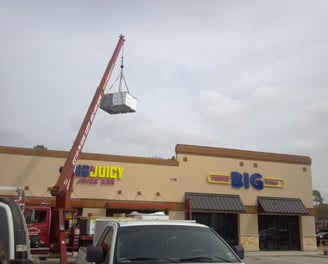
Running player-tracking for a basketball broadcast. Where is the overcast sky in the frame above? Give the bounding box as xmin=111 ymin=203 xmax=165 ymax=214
xmin=1 ymin=1 xmax=327 ymax=200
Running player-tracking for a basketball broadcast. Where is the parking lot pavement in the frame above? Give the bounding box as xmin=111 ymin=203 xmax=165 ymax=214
xmin=32 ymin=255 xmax=76 ymax=264
xmin=244 ymin=250 xmax=328 ymax=264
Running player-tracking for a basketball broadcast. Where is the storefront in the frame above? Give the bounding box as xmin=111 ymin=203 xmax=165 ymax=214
xmin=257 ymin=196 xmax=309 ymax=250
xmin=0 ymin=144 xmax=316 ymax=251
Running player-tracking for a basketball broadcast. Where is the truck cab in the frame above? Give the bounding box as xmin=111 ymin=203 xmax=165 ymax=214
xmin=0 ymin=196 xmax=33 ymax=264
xmin=24 ymin=206 xmax=51 ymax=258
xmin=79 ymin=213 xmax=244 ymax=264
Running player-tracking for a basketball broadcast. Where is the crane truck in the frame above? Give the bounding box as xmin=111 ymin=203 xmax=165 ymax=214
xmin=0 ymin=35 xmax=135 ymax=263
xmin=39 ymin=34 xmax=126 ymax=264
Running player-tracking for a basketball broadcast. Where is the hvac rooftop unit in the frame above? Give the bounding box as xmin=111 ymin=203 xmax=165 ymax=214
xmin=100 ymin=91 xmax=137 ymax=114
xmin=100 ymin=50 xmax=137 ymax=114
xmin=128 ymin=211 xmax=169 ymax=220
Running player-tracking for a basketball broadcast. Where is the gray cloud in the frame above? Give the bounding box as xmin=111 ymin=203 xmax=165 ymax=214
xmin=1 ymin=0 xmax=328 ymax=200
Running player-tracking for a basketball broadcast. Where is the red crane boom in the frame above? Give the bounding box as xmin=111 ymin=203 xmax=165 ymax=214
xmin=50 ymin=34 xmax=125 ymax=263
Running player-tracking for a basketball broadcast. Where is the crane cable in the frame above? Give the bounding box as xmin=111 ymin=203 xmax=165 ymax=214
xmin=107 ymin=46 xmax=130 ymax=94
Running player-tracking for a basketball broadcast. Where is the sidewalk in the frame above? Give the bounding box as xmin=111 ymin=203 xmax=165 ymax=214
xmin=245 ymin=249 xmax=327 ymax=257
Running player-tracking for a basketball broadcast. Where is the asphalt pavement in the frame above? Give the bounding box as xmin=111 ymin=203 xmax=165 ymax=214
xmin=244 ymin=250 xmax=328 ymax=264
xmin=32 ymin=253 xmax=77 ymax=264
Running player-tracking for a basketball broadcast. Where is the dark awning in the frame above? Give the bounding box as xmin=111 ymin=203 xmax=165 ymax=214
xmin=185 ymin=192 xmax=246 ymax=213
xmin=258 ymin=196 xmax=309 ymax=215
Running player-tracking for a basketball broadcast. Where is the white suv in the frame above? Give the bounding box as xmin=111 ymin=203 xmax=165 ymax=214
xmin=0 ymin=196 xmax=33 ymax=264
xmin=81 ymin=218 xmax=245 ymax=264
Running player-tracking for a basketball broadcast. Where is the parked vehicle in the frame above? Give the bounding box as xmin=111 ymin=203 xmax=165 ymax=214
xmin=0 ymin=196 xmax=33 ymax=264
xmin=316 ymin=231 xmax=328 ymax=246
xmin=77 ymin=213 xmax=245 ymax=264
xmin=23 ymin=206 xmax=80 ymax=259
xmin=0 ymin=187 xmax=81 ymax=260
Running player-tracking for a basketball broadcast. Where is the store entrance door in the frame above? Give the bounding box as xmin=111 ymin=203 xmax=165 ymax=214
xmin=192 ymin=212 xmax=238 ymax=247
xmin=258 ymin=215 xmax=301 ymax=250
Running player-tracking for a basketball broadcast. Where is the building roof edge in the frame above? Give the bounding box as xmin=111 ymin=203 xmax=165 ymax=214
xmin=0 ymin=145 xmax=179 ymax=166
xmin=175 ymin=144 xmax=311 ymax=165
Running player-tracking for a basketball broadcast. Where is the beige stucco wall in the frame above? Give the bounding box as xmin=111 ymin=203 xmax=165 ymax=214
xmin=0 ymin=146 xmax=315 ymax=251
xmin=0 ymin=153 xmax=64 ymax=195
xmin=82 ymin=208 xmax=107 ymax=217
xmin=0 ymin=148 xmax=313 ymax=208
xmin=175 ymin=153 xmax=313 ymax=207
xmin=168 ymin=211 xmax=185 ymax=220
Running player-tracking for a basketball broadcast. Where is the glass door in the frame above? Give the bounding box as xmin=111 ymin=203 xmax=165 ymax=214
xmin=258 ymin=215 xmax=300 ymax=250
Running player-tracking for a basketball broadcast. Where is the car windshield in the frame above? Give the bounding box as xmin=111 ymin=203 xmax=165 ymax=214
xmin=115 ymin=225 xmax=240 ymax=263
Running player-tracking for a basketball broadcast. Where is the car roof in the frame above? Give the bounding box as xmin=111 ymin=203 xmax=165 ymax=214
xmin=95 ymin=218 xmax=209 ymax=228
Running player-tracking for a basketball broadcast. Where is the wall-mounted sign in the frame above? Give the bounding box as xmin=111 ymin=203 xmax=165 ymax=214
xmin=74 ymin=164 xmax=124 ymax=185
xmin=208 ymin=171 xmax=285 ymax=190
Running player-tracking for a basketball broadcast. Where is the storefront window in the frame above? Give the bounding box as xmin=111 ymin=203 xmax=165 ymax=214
xmin=258 ymin=215 xmax=300 ymax=250
xmin=192 ymin=213 xmax=238 ymax=247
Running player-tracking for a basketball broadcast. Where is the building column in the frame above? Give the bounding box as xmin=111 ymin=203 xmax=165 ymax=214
xmin=300 ymin=215 xmax=317 ymax=251
xmin=239 ymin=213 xmax=259 ymax=251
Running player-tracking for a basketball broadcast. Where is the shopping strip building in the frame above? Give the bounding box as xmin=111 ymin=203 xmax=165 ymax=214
xmin=0 ymin=144 xmax=316 ymax=251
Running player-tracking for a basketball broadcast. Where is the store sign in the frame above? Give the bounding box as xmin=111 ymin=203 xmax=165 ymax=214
xmin=74 ymin=164 xmax=124 ymax=185
xmin=208 ymin=171 xmax=285 ymax=190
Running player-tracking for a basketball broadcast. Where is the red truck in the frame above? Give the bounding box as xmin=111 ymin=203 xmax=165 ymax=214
xmin=24 ymin=206 xmax=80 ymax=259
xmin=24 ymin=206 xmax=51 ymax=257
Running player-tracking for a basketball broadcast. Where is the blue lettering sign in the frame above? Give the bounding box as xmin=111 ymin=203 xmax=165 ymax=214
xmin=250 ymin=173 xmax=263 ymax=190
xmin=231 ymin=171 xmax=264 ymax=190
xmin=75 ymin=164 xmax=90 ymax=177
xmin=231 ymin=172 xmax=243 ymax=188
xmin=243 ymin=172 xmax=250 ymax=189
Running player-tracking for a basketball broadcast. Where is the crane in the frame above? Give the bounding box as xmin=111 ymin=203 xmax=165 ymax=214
xmin=50 ymin=34 xmax=125 ymax=264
